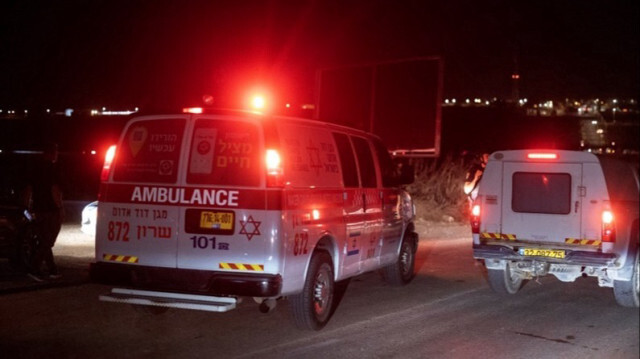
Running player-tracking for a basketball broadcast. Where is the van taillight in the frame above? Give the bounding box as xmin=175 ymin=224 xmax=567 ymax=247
xmin=602 ymin=210 xmax=615 ymax=242
xmin=101 ymin=145 xmax=116 ymax=182
xmin=471 ymin=204 xmax=481 ymax=234
xmin=266 ymin=149 xmax=283 ymax=187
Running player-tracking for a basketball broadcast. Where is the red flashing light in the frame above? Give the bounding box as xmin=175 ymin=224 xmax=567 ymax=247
xmin=602 ymin=210 xmax=615 ymax=242
xmin=527 ymin=152 xmax=558 ymax=160
xmin=183 ymin=107 xmax=203 ymax=114
xmin=101 ymin=145 xmax=116 ymax=181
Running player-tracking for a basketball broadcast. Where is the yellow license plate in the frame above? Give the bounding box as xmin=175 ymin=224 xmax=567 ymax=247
xmin=519 ymin=248 xmax=565 ymax=259
xmin=200 ymin=211 xmax=234 ymax=230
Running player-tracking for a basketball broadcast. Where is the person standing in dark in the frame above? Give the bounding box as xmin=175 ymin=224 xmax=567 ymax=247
xmin=27 ymin=143 xmax=64 ymax=281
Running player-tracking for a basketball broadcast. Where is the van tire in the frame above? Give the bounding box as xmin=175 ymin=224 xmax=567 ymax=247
xmin=383 ymin=235 xmax=416 ymax=286
xmin=290 ymin=251 xmax=335 ymax=330
xmin=487 ymin=261 xmax=524 ymax=295
xmin=613 ymin=250 xmax=639 ymax=308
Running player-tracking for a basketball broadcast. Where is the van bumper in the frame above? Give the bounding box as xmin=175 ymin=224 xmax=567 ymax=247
xmin=90 ymin=262 xmax=282 ymax=298
xmin=472 ymin=244 xmax=617 ymax=267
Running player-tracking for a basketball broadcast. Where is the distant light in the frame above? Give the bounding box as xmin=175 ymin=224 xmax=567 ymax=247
xmin=285 ymin=103 xmax=291 ymax=108
xmin=301 ymin=104 xmax=315 ymax=110
xmin=102 ymin=107 xmax=106 ymax=111
xmin=46 ymin=109 xmax=50 ymax=113
xmin=24 ymin=110 xmax=28 ymax=114
xmin=511 ymin=73 xmax=520 ymax=79
xmin=451 ymin=99 xmax=456 ymax=104
xmin=613 ymin=99 xmax=618 ymax=104
xmin=445 ymin=99 xmax=450 ymax=104
xmin=591 ymin=120 xmax=598 ymax=125
xmin=474 ymin=98 xmax=481 ymax=104
xmin=465 ymin=98 xmax=470 ymax=104
xmin=65 ymin=108 xmax=74 ymax=117
xmin=485 ymin=101 xmax=490 ymax=106
xmin=91 ymin=150 xmax=97 ymax=155
xmin=596 ymin=129 xmax=604 ymax=134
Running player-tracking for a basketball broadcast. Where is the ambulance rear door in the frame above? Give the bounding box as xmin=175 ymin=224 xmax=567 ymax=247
xmin=96 ymin=116 xmax=187 ymax=268
xmin=176 ymin=116 xmax=276 ymax=273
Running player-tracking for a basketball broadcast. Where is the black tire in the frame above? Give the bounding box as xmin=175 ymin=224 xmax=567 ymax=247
xmin=290 ymin=251 xmax=335 ymax=330
xmin=487 ymin=261 xmax=524 ymax=295
xmin=613 ymin=250 xmax=639 ymax=308
xmin=383 ymin=235 xmax=416 ymax=286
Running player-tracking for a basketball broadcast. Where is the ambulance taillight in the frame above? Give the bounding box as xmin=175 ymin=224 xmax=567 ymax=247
xmin=602 ymin=210 xmax=616 ymax=242
xmin=266 ymin=149 xmax=284 ymax=187
xmin=471 ymin=203 xmax=481 ymax=234
xmin=101 ymin=145 xmax=116 ymax=182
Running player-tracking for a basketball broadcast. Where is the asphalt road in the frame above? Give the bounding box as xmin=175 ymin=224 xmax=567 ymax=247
xmin=0 ymin=223 xmax=638 ymax=358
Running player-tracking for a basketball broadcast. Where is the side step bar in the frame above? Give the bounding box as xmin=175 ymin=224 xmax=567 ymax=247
xmin=100 ymin=288 xmax=237 ymax=312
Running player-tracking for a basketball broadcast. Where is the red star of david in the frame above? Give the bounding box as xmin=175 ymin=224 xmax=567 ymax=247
xmin=239 ymin=215 xmax=261 ymax=240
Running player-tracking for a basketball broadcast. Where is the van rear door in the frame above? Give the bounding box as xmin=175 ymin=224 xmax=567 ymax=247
xmin=501 ymin=161 xmax=583 ymax=245
xmin=97 ymin=117 xmax=187 ymax=268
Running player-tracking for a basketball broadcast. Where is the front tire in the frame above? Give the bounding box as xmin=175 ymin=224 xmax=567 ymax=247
xmin=613 ymin=250 xmax=639 ymax=308
xmin=383 ymin=234 xmax=416 ymax=286
xmin=487 ymin=261 xmax=524 ymax=295
xmin=290 ymin=251 xmax=335 ymax=330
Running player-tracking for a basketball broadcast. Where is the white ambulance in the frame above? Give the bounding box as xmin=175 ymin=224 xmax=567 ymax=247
xmin=472 ymin=150 xmax=639 ymax=307
xmin=90 ymin=109 xmax=418 ymax=330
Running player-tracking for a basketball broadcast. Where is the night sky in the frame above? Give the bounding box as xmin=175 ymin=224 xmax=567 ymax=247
xmin=1 ymin=0 xmax=638 ymax=110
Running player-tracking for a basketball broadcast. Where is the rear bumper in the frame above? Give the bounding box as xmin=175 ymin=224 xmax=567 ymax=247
xmin=473 ymin=244 xmax=617 ymax=267
xmin=90 ymin=262 xmax=282 ymax=298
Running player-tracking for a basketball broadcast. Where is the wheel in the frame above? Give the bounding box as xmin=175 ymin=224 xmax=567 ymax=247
xmin=613 ymin=250 xmax=639 ymax=308
xmin=290 ymin=251 xmax=335 ymax=330
xmin=383 ymin=235 xmax=416 ymax=286
xmin=487 ymin=261 xmax=524 ymax=295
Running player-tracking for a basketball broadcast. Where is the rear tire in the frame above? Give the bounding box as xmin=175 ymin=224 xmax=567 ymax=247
xmin=290 ymin=251 xmax=335 ymax=330
xmin=613 ymin=250 xmax=639 ymax=308
xmin=383 ymin=235 xmax=416 ymax=286
xmin=487 ymin=261 xmax=524 ymax=295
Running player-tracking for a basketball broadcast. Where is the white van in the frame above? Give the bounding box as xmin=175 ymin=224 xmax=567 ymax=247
xmin=472 ymin=150 xmax=639 ymax=307
xmin=90 ymin=109 xmax=418 ymax=330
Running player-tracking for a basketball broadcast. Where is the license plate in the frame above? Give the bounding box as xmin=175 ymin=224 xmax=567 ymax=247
xmin=200 ymin=211 xmax=234 ymax=230
xmin=519 ymin=248 xmax=565 ymax=259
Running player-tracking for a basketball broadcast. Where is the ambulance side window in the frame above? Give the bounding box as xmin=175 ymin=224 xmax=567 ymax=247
xmin=333 ymin=133 xmax=359 ymax=188
xmin=372 ymin=138 xmax=396 ymax=188
xmin=351 ymin=136 xmax=377 ymax=188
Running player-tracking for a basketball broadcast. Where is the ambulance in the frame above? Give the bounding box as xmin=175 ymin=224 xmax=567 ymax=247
xmin=90 ymin=108 xmax=418 ymax=330
xmin=471 ymin=150 xmax=639 ymax=307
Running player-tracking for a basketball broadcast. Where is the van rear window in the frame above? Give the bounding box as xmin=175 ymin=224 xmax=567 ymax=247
xmin=113 ymin=118 xmax=185 ymax=183
xmin=186 ymin=119 xmax=260 ymax=187
xmin=512 ymin=172 xmax=571 ymax=214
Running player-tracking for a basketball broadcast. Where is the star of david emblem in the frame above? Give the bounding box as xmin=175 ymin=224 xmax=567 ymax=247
xmin=239 ymin=215 xmax=261 ymax=240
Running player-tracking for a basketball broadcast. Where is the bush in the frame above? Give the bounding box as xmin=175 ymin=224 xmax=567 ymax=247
xmin=404 ymin=155 xmax=471 ymax=222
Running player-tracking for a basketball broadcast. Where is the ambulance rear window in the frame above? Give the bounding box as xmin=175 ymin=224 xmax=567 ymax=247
xmin=512 ymin=172 xmax=571 ymax=214
xmin=186 ymin=119 xmax=260 ymax=186
xmin=113 ymin=118 xmax=185 ymax=183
